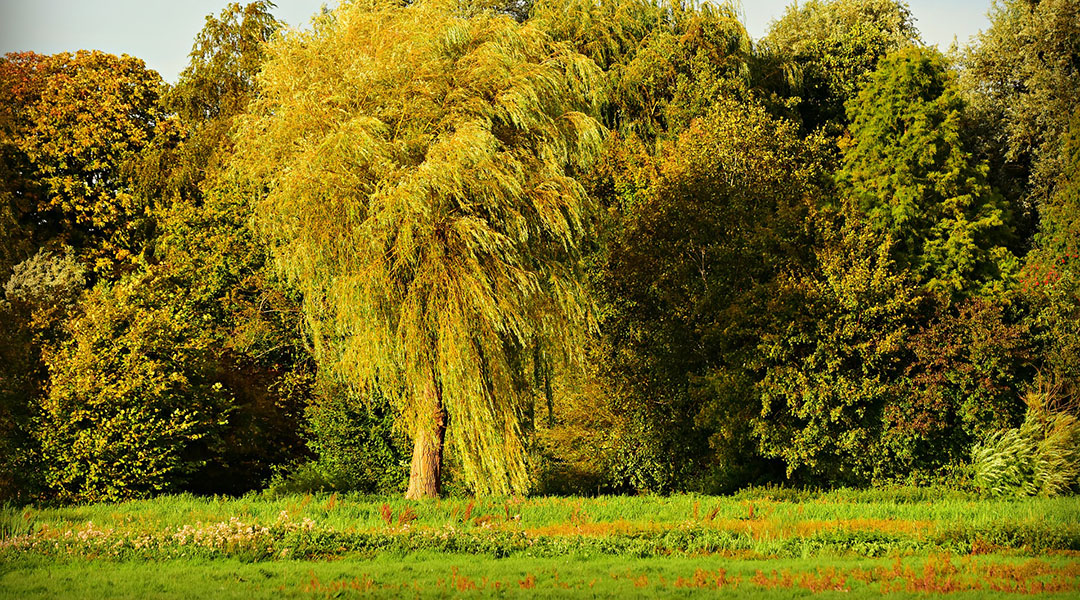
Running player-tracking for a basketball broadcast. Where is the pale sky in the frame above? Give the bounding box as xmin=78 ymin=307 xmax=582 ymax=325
xmin=0 ymin=1 xmax=994 ymax=84
xmin=741 ymin=0 xmax=993 ymax=51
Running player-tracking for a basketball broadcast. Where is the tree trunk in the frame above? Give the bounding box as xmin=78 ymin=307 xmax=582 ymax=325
xmin=405 ymin=376 xmax=446 ymax=499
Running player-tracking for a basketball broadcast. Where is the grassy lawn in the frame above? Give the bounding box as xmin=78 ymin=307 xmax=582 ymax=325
xmin=6 ymin=553 xmax=1080 ymax=599
xmin=3 ymin=490 xmax=1079 ymax=598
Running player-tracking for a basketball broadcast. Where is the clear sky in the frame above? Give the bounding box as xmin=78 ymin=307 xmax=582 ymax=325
xmin=0 ymin=0 xmax=994 ymax=84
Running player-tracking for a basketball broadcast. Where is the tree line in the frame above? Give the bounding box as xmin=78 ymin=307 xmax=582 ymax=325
xmin=1 ymin=0 xmax=1077 ymax=503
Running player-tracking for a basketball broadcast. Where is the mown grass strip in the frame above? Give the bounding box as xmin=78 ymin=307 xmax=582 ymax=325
xmin=3 ymin=553 xmax=1079 ymax=599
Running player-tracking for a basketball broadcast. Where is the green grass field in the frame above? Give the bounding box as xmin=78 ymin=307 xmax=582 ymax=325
xmin=3 ymin=489 xmax=1079 ymax=598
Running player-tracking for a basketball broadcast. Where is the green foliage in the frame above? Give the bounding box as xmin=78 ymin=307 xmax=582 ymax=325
xmin=528 ymin=0 xmax=663 ymax=71
xmin=972 ymin=383 xmax=1080 ymax=497
xmin=887 ymin=299 xmax=1031 ymax=480
xmin=22 ymin=181 xmax=313 ymax=502
xmin=0 ymin=249 xmax=87 ymax=405
xmin=292 ymin=382 xmax=409 ymax=494
xmin=529 ymin=361 xmax=622 ymax=495
xmin=138 ymin=2 xmax=281 ymax=205
xmin=962 ymin=0 xmax=1080 ymax=202
xmin=35 ymin=273 xmax=231 ymax=502
xmin=1035 ymin=108 xmax=1080 ymax=260
xmin=0 ymin=52 xmax=50 ymax=277
xmin=0 ymin=249 xmax=86 ymax=501
xmin=2 ymin=247 xmax=86 ymax=320
xmin=753 ymin=214 xmax=926 ymax=484
xmin=1 ymin=0 xmax=1075 ymax=503
xmin=766 ymin=0 xmax=919 ymax=56
xmin=1023 ymin=107 xmax=1080 ymax=401
xmin=764 ymin=0 xmax=921 ymax=131
xmin=587 ymin=98 xmax=823 ymax=491
xmin=168 ymin=1 xmax=278 ymax=123
xmin=532 ymin=0 xmax=799 ymax=137
xmin=153 ymin=175 xmax=307 ymax=367
xmin=607 ymin=2 xmax=754 ymax=138
xmin=838 ymin=46 xmax=1016 ymax=301
xmin=235 ymin=0 xmax=605 ymax=495
xmin=142 ymin=175 xmax=313 ymax=495
xmin=120 ymin=2 xmax=312 ymax=496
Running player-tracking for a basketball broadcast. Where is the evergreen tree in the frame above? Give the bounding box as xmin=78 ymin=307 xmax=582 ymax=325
xmin=837 ymin=47 xmax=1016 ymax=301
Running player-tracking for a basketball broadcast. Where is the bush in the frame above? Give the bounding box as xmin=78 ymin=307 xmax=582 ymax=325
xmin=35 ymin=272 xmax=230 ymax=502
xmin=0 ymin=248 xmax=86 ymax=501
xmin=753 ymin=214 xmax=927 ymax=485
xmin=268 ymin=381 xmax=408 ymax=495
xmin=882 ymin=298 xmax=1031 ymax=482
xmin=972 ymin=381 xmax=1080 ymax=497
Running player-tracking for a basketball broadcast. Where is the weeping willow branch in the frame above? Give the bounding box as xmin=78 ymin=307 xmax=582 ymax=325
xmin=233 ymin=0 xmax=605 ymax=495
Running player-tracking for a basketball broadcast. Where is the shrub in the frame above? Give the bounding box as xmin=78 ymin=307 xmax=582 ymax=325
xmin=753 ymin=215 xmax=926 ymax=485
xmin=269 ymin=380 xmax=408 ymax=495
xmin=35 ymin=272 xmax=230 ymax=502
xmin=882 ymin=298 xmax=1031 ymax=482
xmin=0 ymin=248 xmax=86 ymax=501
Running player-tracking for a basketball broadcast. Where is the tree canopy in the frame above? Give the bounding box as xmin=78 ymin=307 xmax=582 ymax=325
xmin=838 ymin=47 xmax=1016 ymax=301
xmin=764 ymin=0 xmax=920 ymax=131
xmin=234 ymin=0 xmax=604 ymax=496
xmin=17 ymin=51 xmax=166 ymax=274
xmin=2 ymin=0 xmax=1078 ymax=502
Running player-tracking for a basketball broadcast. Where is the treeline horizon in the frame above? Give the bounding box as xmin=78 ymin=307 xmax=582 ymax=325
xmin=1 ymin=0 xmax=1077 ymax=504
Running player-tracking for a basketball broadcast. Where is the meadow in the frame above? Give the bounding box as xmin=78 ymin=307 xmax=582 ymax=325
xmin=3 ymin=488 xmax=1079 ymax=598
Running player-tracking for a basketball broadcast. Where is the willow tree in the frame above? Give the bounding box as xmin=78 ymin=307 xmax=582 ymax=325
xmin=234 ymin=0 xmax=604 ymax=497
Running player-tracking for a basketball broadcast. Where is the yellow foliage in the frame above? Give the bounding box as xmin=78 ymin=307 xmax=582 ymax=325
xmin=234 ymin=0 xmax=605 ymax=494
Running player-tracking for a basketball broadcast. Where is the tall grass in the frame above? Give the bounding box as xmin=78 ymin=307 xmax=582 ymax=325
xmin=3 ymin=491 xmax=1078 ymax=564
xmin=0 ymin=504 xmax=35 ymax=541
xmin=973 ymin=381 xmax=1080 ymax=497
xmin=5 ymin=490 xmax=1077 ymax=537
